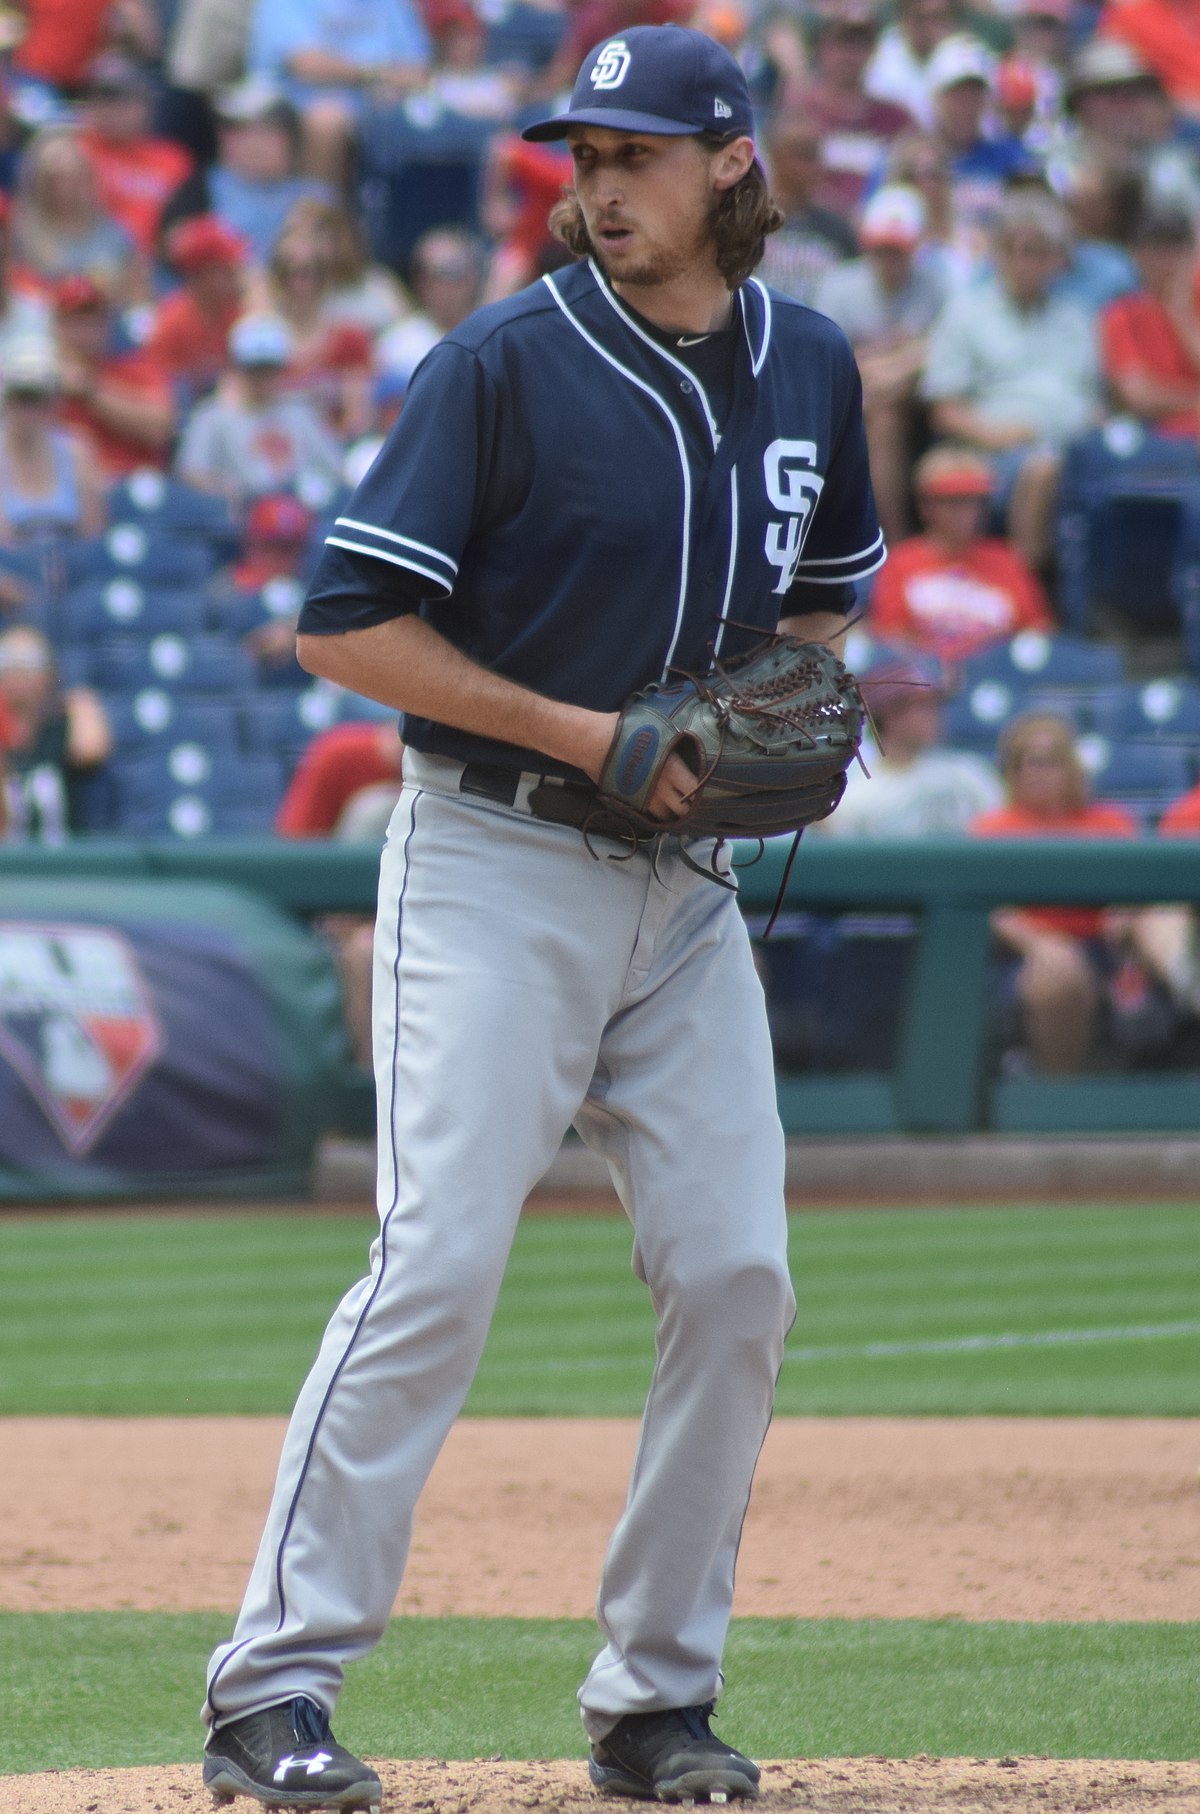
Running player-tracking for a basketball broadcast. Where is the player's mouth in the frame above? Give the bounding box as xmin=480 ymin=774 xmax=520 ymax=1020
xmin=597 ymin=222 xmax=635 ymax=250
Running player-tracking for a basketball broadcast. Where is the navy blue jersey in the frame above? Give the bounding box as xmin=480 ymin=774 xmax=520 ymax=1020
xmin=301 ymin=257 xmax=883 ymax=775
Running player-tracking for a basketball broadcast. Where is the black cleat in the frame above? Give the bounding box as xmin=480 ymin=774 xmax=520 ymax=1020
xmin=589 ymin=1702 xmax=759 ymax=1803
xmin=204 ymin=1696 xmax=382 ymax=1809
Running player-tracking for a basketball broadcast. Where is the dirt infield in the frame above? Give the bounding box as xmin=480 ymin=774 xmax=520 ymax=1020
xmin=3 ymin=1415 xmax=1199 ymax=1811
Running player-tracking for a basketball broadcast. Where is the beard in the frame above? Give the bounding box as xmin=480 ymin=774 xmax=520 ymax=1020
xmin=584 ymin=197 xmax=720 ymax=289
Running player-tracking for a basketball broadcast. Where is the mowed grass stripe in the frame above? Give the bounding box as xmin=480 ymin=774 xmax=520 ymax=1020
xmin=1 ymin=1614 xmax=1197 ymax=1774
xmin=1 ymin=1206 xmax=1198 ymax=1415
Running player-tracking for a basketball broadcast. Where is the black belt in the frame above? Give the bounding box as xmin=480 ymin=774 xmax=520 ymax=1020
xmin=458 ymin=761 xmax=657 ymax=848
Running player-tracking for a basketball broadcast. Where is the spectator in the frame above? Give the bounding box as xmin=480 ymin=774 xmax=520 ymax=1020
xmin=926 ymin=35 xmax=1030 ymax=254
xmin=75 ymin=53 xmax=193 ymax=257
xmin=164 ymin=78 xmax=336 ymax=267
xmin=1056 ymin=38 xmax=1162 ymax=180
xmin=175 ymin=309 xmax=345 ymax=506
xmin=867 ymin=443 xmax=1054 ymax=659
xmin=1057 ymin=156 xmax=1142 ymax=313
xmin=0 ymin=338 xmax=104 ymax=544
xmin=52 ymin=273 xmax=176 ymax=479
xmin=146 ymin=214 xmax=247 ymax=404
xmin=0 ymin=196 xmax=52 ymax=362
xmin=10 ymin=126 xmax=149 ymax=306
xmin=970 ymin=710 xmax=1138 ymax=1073
xmin=1097 ymin=0 xmax=1200 ymax=118
xmin=293 ymin=198 xmax=407 ymax=338
xmin=920 ymin=190 xmax=1100 ymax=565
xmin=1009 ymin=0 xmax=1073 ymax=124
xmin=211 ymin=488 xmax=316 ymax=677
xmin=818 ymin=652 xmax=1004 ymax=835
xmin=755 ymin=118 xmax=858 ymax=305
xmin=1099 ymin=200 xmax=1200 ymax=434
xmin=246 ymin=0 xmax=432 ymax=186
xmin=885 ymin=127 xmax=976 ymax=288
xmin=0 ymin=623 xmax=112 ymax=841
xmin=13 ymin=0 xmax=159 ymax=92
xmin=256 ymin=209 xmax=374 ymax=438
xmin=276 ymin=717 xmax=405 ymax=1066
xmin=866 ymin=0 xmax=959 ymax=127
xmin=377 ymin=226 xmax=486 ymax=386
xmin=787 ymin=3 xmax=915 ymax=218
xmin=479 ymin=132 xmax=575 ymax=301
xmin=815 ymin=184 xmax=947 ymax=542
xmin=420 ymin=0 xmax=523 ymax=122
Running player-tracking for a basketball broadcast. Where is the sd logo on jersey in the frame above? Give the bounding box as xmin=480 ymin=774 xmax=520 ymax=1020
xmin=0 ymin=923 xmax=163 ymax=1154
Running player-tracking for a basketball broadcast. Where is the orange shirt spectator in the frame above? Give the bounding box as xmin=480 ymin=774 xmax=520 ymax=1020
xmin=867 ymin=444 xmax=1053 ymax=660
xmin=971 ymin=797 xmax=1138 ymax=938
xmin=1098 ymin=0 xmax=1200 ymax=112
xmin=277 ymin=721 xmax=403 ymax=836
xmin=146 ymin=215 xmax=246 ymax=400
xmin=1158 ymin=783 xmax=1200 ymax=833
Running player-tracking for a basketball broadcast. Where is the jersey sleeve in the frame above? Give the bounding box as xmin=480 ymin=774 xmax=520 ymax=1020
xmin=790 ymin=351 xmax=885 ymax=588
xmin=321 ymin=339 xmax=501 ymax=606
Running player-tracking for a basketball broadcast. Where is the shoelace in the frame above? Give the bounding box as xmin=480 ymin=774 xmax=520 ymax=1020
xmin=678 ymin=1703 xmax=717 ymax=1740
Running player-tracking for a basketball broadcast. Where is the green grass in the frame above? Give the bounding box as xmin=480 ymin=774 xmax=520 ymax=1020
xmin=1 ymin=1613 xmax=1197 ymax=1774
xmin=1 ymin=1205 xmax=1199 ymax=1416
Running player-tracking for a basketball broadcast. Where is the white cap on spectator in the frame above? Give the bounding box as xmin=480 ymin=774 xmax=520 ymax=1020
xmin=927 ymin=33 xmax=995 ymax=91
xmin=215 ymin=75 xmax=293 ymax=123
xmin=228 ymin=312 xmax=294 ymax=367
xmin=859 ymin=184 xmax=927 ymax=249
xmin=1 ymin=338 xmax=60 ymax=395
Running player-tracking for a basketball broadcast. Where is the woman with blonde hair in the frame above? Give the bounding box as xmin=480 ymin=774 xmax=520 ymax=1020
xmin=0 ymin=339 xmax=105 ymax=546
xmin=10 ymin=127 xmax=150 ymax=305
xmin=970 ymin=711 xmax=1139 ymax=1074
xmin=252 ymin=204 xmax=375 ymax=437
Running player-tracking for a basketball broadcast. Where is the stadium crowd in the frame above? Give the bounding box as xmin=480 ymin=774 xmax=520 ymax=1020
xmin=0 ymin=0 xmax=1198 ymax=1074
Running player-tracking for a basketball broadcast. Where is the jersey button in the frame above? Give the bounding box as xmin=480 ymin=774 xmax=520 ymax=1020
xmin=680 ymin=379 xmax=694 ymax=394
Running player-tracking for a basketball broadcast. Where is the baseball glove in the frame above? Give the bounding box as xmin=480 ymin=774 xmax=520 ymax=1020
xmin=594 ymin=633 xmax=866 ymax=844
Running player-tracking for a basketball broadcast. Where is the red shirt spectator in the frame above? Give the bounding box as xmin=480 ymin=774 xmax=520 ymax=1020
xmin=867 ymin=445 xmax=1054 ymax=660
xmin=277 ymin=721 xmax=404 ymax=836
xmin=145 ymin=215 xmax=246 ymax=398
xmin=76 ymin=55 xmax=193 ymax=255
xmin=15 ymin=0 xmax=111 ymax=89
xmin=1099 ymin=204 xmax=1200 ymax=436
xmin=52 ymin=273 xmax=175 ymax=478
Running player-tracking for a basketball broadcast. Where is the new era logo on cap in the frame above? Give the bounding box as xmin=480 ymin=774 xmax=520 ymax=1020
xmin=522 ymin=24 xmax=755 ymax=141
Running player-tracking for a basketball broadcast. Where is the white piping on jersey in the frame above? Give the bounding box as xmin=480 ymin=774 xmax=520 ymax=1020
xmin=793 ymin=543 xmax=888 ymax=584
xmin=333 ymin=517 xmax=459 ymax=578
xmin=590 ymin=263 xmax=720 ymax=449
xmin=713 ymin=466 xmax=739 ymax=659
xmin=743 ymin=281 xmax=772 ymax=377
xmin=325 ymin=535 xmax=454 ymax=594
xmin=543 ymin=269 xmax=694 ymax=676
xmin=794 ymin=529 xmax=886 ymax=574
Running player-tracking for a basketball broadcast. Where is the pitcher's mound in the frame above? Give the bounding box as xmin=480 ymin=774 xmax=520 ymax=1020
xmin=3 ymin=1757 xmax=1200 ymax=1813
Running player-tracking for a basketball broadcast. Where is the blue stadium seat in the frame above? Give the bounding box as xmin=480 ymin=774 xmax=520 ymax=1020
xmin=1075 ymin=736 xmax=1194 ymax=824
xmin=959 ymin=631 xmax=1125 ymax=691
xmin=210 ymin=575 xmax=308 ymax=641
xmin=61 ymin=522 xmax=219 ymax=591
xmin=1056 ymin=423 xmax=1200 ymax=635
xmin=1088 ymin=678 xmax=1200 ymax=742
xmin=940 ymin=678 xmax=1031 ymax=751
xmin=103 ymin=688 xmax=243 ymax=754
xmin=59 ymin=577 xmax=210 ymax=642
xmin=90 ymin=633 xmax=258 ymax=695
xmin=358 ymin=101 xmax=494 ymax=268
xmin=110 ymin=744 xmax=287 ymax=836
xmin=106 ymin=469 xmax=239 ymax=560
xmin=239 ymin=684 xmax=345 ymax=766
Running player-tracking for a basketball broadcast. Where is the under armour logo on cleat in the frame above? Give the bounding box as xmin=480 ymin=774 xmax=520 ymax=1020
xmin=273 ymin=1750 xmax=333 ymax=1783
xmin=713 ymin=97 xmax=732 ymax=118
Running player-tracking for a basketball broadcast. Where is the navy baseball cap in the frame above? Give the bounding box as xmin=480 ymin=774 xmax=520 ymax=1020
xmin=522 ymin=24 xmax=754 ymax=141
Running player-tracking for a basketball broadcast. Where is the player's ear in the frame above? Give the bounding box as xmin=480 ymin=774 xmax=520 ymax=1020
xmin=710 ymin=135 xmax=756 ymax=192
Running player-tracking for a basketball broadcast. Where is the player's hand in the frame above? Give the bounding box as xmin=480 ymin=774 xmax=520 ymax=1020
xmin=644 ymin=749 xmax=697 ymax=821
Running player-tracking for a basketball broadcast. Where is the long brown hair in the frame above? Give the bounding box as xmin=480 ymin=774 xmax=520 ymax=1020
xmin=548 ymin=134 xmax=783 ymax=290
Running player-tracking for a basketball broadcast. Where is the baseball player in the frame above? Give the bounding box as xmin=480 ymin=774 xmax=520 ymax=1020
xmin=203 ymin=25 xmax=884 ymax=1811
